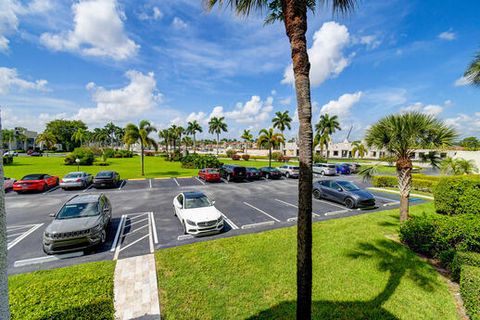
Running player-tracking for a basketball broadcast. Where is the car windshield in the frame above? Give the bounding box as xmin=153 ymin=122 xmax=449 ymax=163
xmin=21 ymin=174 xmax=44 ymax=180
xmin=337 ymin=181 xmax=360 ymax=191
xmin=56 ymin=203 xmax=99 ymax=219
xmin=185 ymin=195 xmax=212 ymax=209
xmin=291 ymin=166 xmax=299 ymax=170
xmin=206 ymin=169 xmax=218 ymax=173
xmin=65 ymin=173 xmax=83 ymax=178
xmin=247 ymin=168 xmax=258 ymax=172
xmin=96 ymin=172 xmax=112 ymax=178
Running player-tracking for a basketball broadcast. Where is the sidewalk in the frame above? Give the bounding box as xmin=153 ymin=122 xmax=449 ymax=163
xmin=114 ymin=254 xmax=161 ymax=319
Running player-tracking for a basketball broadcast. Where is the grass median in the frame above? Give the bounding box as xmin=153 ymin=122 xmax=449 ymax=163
xmin=9 ymin=261 xmax=115 ymax=319
xmin=155 ymin=202 xmax=458 ymax=319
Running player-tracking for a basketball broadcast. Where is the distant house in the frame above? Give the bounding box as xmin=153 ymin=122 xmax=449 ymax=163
xmin=13 ymin=127 xmax=38 ymax=151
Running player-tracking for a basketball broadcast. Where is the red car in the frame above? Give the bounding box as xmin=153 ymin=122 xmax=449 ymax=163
xmin=198 ymin=168 xmax=221 ymax=183
xmin=13 ymin=174 xmax=59 ymax=193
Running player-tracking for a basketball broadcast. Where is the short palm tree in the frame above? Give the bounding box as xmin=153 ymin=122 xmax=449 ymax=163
xmin=441 ymin=157 xmax=478 ymax=175
xmin=456 ymin=158 xmax=478 ymax=174
xmin=257 ymin=128 xmax=285 ymax=167
xmin=186 ymin=121 xmax=203 ymax=153
xmin=208 ymin=117 xmax=227 ymax=155
xmin=351 ymin=141 xmax=367 ymax=158
xmin=464 ymin=51 xmax=480 ymax=85
xmin=124 ymin=120 xmax=158 ymax=176
xmin=365 ymin=112 xmax=456 ymax=221
xmin=72 ymin=128 xmax=87 ymax=147
xmin=182 ymin=136 xmax=193 ymax=150
xmin=35 ymin=132 xmax=57 ymax=156
xmin=315 ymin=114 xmax=341 ymax=161
xmin=241 ymin=129 xmax=254 ymax=154
xmin=272 ymin=111 xmax=292 ymax=154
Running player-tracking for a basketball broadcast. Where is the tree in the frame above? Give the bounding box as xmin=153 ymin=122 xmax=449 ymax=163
xmin=45 ymin=119 xmax=87 ymax=151
xmin=124 ymin=120 xmax=158 ymax=176
xmin=206 ymin=1 xmax=356 ymax=317
xmin=419 ymin=151 xmax=441 ymax=170
xmin=351 ymin=141 xmax=367 ymax=158
xmin=158 ymin=129 xmax=172 ymax=153
xmin=182 ymin=136 xmax=193 ymax=150
xmin=35 ymin=132 xmax=57 ymax=156
xmin=314 ymin=114 xmax=341 ymax=161
xmin=241 ymin=129 xmax=254 ymax=154
xmin=186 ymin=121 xmax=203 ymax=153
xmin=459 ymin=136 xmax=480 ymax=150
xmin=441 ymin=157 xmax=478 ymax=175
xmin=365 ymin=112 xmax=456 ymax=222
xmin=208 ymin=117 xmax=227 ymax=155
xmin=464 ymin=51 xmax=480 ymax=85
xmin=72 ymin=128 xmax=87 ymax=147
xmin=257 ymin=128 xmax=285 ymax=167
xmin=272 ymin=110 xmax=292 ymax=154
xmin=92 ymin=128 xmax=109 ymax=147
xmin=2 ymin=130 xmax=13 ymax=151
xmin=455 ymin=158 xmax=478 ymax=174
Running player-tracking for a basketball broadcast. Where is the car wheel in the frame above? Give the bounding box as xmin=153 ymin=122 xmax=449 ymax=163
xmin=313 ymin=189 xmax=322 ymax=199
xmin=42 ymin=183 xmax=48 ymax=191
xmin=265 ymin=173 xmax=270 ymax=179
xmin=345 ymin=198 xmax=355 ymax=209
xmin=286 ymin=172 xmax=290 ymax=179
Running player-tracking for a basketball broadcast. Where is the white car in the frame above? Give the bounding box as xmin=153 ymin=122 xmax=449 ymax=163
xmin=312 ymin=163 xmax=337 ymax=176
xmin=173 ymin=191 xmax=224 ymax=235
xmin=277 ymin=165 xmax=299 ymax=178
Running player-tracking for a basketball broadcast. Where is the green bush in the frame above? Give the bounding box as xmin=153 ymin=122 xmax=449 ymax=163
xmin=313 ymin=154 xmax=326 ymax=163
xmin=460 ymin=265 xmax=480 ymax=320
xmin=3 ymin=155 xmax=13 ymax=165
xmin=102 ymin=148 xmax=134 ymax=158
xmin=434 ymin=176 xmax=480 ymax=215
xmin=64 ymin=147 xmax=95 ymax=165
xmin=242 ymin=154 xmax=250 ymax=161
xmin=372 ymin=175 xmax=397 ymax=188
xmin=181 ymin=154 xmax=222 ymax=169
xmin=231 ymin=154 xmax=240 ymax=160
xmin=168 ymin=150 xmax=182 ymax=162
xmin=399 ymin=214 xmax=437 ymax=255
xmin=226 ymin=149 xmax=237 ymax=158
xmin=372 ymin=175 xmax=439 ymax=192
xmin=272 ymin=151 xmax=283 ymax=161
xmin=451 ymin=251 xmax=480 ymax=282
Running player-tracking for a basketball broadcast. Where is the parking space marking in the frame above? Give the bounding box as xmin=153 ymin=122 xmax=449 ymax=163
xmin=177 ymin=234 xmax=193 ymax=241
xmin=324 ymin=209 xmax=351 ymax=216
xmin=315 ymin=199 xmax=347 ymax=210
xmin=118 ymin=180 xmax=126 ymax=190
xmin=219 ymin=210 xmax=239 ymax=230
xmin=243 ymin=202 xmax=281 ymax=222
xmin=241 ymin=221 xmax=275 ymax=229
xmin=195 ymin=177 xmax=206 ymax=185
xmin=173 ymin=178 xmax=180 ymax=187
xmin=43 ymin=185 xmax=60 ymax=194
xmin=113 ymin=212 xmax=153 ymax=260
xmin=14 ymin=251 xmax=84 ymax=268
xmin=149 ymin=179 xmax=153 ymax=189
xmin=373 ymin=195 xmax=401 ymax=207
xmin=110 ymin=215 xmax=126 ymax=252
xmin=274 ymin=199 xmax=320 ymax=217
xmin=149 ymin=212 xmax=158 ymax=244
xmin=7 ymin=223 xmax=43 ymax=250
xmin=83 ymin=184 xmax=94 ymax=192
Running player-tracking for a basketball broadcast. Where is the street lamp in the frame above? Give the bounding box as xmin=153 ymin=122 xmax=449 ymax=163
xmin=75 ymin=158 xmax=80 ymax=171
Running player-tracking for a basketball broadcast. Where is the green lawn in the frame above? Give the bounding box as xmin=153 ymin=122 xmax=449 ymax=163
xmin=155 ymin=203 xmax=458 ymax=320
xmin=9 ymin=261 xmax=115 ymax=319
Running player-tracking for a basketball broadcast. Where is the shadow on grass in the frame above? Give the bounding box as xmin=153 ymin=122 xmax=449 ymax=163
xmin=248 ymin=239 xmax=437 ymax=320
xmin=33 ymin=300 xmax=113 ymax=320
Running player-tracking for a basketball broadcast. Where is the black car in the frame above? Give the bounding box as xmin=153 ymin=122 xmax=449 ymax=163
xmin=259 ymin=167 xmax=282 ymax=179
xmin=220 ymin=165 xmax=246 ymax=182
xmin=245 ymin=167 xmax=262 ymax=180
xmin=313 ymin=180 xmax=375 ymax=209
xmin=93 ymin=171 xmax=120 ymax=188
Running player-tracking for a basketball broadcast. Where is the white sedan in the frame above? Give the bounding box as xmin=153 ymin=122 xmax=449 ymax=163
xmin=173 ymin=191 xmax=224 ymax=235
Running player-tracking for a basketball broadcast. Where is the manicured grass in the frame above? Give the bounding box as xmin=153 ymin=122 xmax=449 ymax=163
xmin=9 ymin=261 xmax=115 ymax=319
xmin=155 ymin=203 xmax=458 ymax=319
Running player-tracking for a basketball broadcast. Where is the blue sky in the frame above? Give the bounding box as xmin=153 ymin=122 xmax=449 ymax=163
xmin=1 ymin=0 xmax=479 ymax=141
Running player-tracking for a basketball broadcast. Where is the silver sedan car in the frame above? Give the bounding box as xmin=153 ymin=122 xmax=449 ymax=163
xmin=60 ymin=172 xmax=93 ymax=190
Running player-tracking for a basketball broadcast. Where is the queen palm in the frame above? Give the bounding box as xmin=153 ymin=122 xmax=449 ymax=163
xmin=206 ymin=1 xmax=356 ymax=316
xmin=208 ymin=117 xmax=228 ymax=155
xmin=35 ymin=132 xmax=57 ymax=156
xmin=257 ymin=128 xmax=285 ymax=167
xmin=464 ymin=51 xmax=480 ymax=85
xmin=124 ymin=120 xmax=158 ymax=176
xmin=241 ymin=129 xmax=254 ymax=154
xmin=186 ymin=121 xmax=203 ymax=153
xmin=315 ymin=114 xmax=341 ymax=161
xmin=365 ymin=112 xmax=456 ymax=222
xmin=351 ymin=141 xmax=367 ymax=158
xmin=272 ymin=111 xmax=292 ymax=154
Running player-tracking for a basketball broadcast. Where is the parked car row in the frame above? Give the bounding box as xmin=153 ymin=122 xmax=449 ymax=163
xmin=313 ymin=162 xmax=362 ymax=175
xmin=198 ymin=164 xmax=299 ymax=183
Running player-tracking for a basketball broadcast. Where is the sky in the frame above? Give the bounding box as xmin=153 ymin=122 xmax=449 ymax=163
xmin=1 ymin=0 xmax=479 ymax=142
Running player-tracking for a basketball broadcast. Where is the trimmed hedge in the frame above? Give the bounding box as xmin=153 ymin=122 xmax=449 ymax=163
xmin=372 ymin=174 xmax=440 ymax=192
xmin=181 ymin=154 xmax=222 ymax=169
xmin=460 ymin=265 xmax=480 ymax=320
xmin=64 ymin=147 xmax=95 ymax=165
xmin=242 ymin=154 xmax=250 ymax=161
xmin=433 ymin=176 xmax=480 ymax=215
xmin=451 ymin=251 xmax=480 ymax=282
xmin=3 ymin=155 xmax=13 ymax=165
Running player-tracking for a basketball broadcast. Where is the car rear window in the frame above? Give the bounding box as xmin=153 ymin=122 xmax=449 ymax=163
xmin=96 ymin=172 xmax=113 ymax=178
xmin=21 ymin=174 xmax=44 ymax=180
xmin=56 ymin=203 xmax=99 ymax=219
xmin=327 ymin=164 xmax=335 ymax=168
xmin=233 ymin=167 xmax=246 ymax=173
xmin=65 ymin=173 xmax=83 ymax=178
xmin=292 ymin=167 xmax=299 ymax=170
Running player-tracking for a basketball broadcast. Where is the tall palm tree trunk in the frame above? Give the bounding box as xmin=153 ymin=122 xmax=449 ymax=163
xmin=283 ymin=1 xmax=313 ymax=318
xmin=193 ymin=134 xmax=196 ymax=154
xmin=216 ymin=133 xmax=219 ymax=155
xmin=269 ymin=147 xmax=272 ymax=167
xmin=141 ymin=142 xmax=145 ymax=176
xmin=397 ymin=158 xmax=412 ymax=222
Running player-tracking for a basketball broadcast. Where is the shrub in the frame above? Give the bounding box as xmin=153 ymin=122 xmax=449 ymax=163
xmin=226 ymin=149 xmax=237 ymax=158
xmin=64 ymin=147 xmax=94 ymax=165
xmin=3 ymin=155 xmax=13 ymax=165
xmin=372 ymin=175 xmax=397 ymax=188
xmin=168 ymin=150 xmax=182 ymax=162
xmin=460 ymin=265 xmax=480 ymax=320
xmin=231 ymin=154 xmax=241 ymax=160
xmin=434 ymin=176 xmax=480 ymax=215
xmin=313 ymin=154 xmax=326 ymax=163
xmin=144 ymin=150 xmax=156 ymax=157
xmin=451 ymin=251 xmax=480 ymax=282
xmin=242 ymin=154 xmax=250 ymax=161
xmin=272 ymin=151 xmax=283 ymax=161
xmin=399 ymin=214 xmax=438 ymax=255
xmin=180 ymin=154 xmax=222 ymax=169
xmin=280 ymin=156 xmax=290 ymax=163
xmin=102 ymin=148 xmax=115 ymax=158
xmin=372 ymin=175 xmax=439 ymax=192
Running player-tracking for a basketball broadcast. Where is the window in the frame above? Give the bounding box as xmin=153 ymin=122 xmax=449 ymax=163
xmin=328 ymin=181 xmax=340 ymax=189
xmin=333 ymin=151 xmax=339 ymax=156
xmin=372 ymin=151 xmax=377 ymax=157
xmin=177 ymin=194 xmax=184 ymax=206
xmin=440 ymin=153 xmax=447 ymax=158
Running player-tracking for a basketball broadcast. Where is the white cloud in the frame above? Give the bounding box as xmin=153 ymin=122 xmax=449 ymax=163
xmin=320 ymin=92 xmax=363 ymax=117
xmin=0 ymin=67 xmax=48 ymax=94
xmin=40 ymin=0 xmax=139 ymax=60
xmin=438 ymin=31 xmax=456 ymax=41
xmin=75 ymin=70 xmax=162 ymax=125
xmin=400 ymin=102 xmax=444 ymax=116
xmin=444 ymin=112 xmax=480 ymax=136
xmin=454 ymin=76 xmax=471 ymax=87
xmin=0 ymin=0 xmax=19 ymax=53
xmin=359 ymin=35 xmax=381 ymax=50
xmin=2 ymin=107 xmax=66 ymax=132
xmin=282 ymin=21 xmax=350 ymax=87
xmin=279 ymin=96 xmax=292 ymax=106
xmin=139 ymin=6 xmax=163 ymax=21
xmin=172 ymin=17 xmax=187 ymax=30
xmin=225 ymin=96 xmax=274 ymax=124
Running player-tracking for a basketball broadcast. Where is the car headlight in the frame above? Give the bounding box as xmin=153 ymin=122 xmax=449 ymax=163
xmin=44 ymin=232 xmax=51 ymax=238
xmin=91 ymin=224 xmax=103 ymax=233
xmin=217 ymin=217 xmax=224 ymax=224
xmin=186 ymin=219 xmax=196 ymax=226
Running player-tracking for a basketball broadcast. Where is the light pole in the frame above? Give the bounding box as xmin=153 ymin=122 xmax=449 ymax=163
xmin=75 ymin=158 xmax=80 ymax=171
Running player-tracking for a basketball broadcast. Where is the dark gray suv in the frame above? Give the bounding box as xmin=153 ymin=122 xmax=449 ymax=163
xmin=313 ymin=180 xmax=375 ymax=209
xmin=43 ymin=194 xmax=112 ymax=254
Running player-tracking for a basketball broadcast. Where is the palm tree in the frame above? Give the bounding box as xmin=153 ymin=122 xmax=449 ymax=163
xmin=351 ymin=141 xmax=367 ymax=158
xmin=158 ymin=129 xmax=172 ymax=153
xmin=365 ymin=112 xmax=456 ymax=222
xmin=124 ymin=120 xmax=158 ymax=176
xmin=441 ymin=157 xmax=478 ymax=175
xmin=186 ymin=121 xmax=203 ymax=153
xmin=257 ymin=128 xmax=285 ymax=167
xmin=206 ymin=2 xmax=356 ymax=316
xmin=464 ymin=51 xmax=480 ymax=85
xmin=313 ymin=131 xmax=330 ymax=160
xmin=2 ymin=130 xmax=13 ymax=151
xmin=92 ymin=128 xmax=109 ymax=147
xmin=72 ymin=128 xmax=87 ymax=147
xmin=272 ymin=111 xmax=292 ymax=155
xmin=182 ymin=136 xmax=193 ymax=150
xmin=315 ymin=114 xmax=341 ymax=161
xmin=419 ymin=151 xmax=442 ymax=170
xmin=241 ymin=129 xmax=254 ymax=154
xmin=208 ymin=117 xmax=228 ymax=155
xmin=35 ymin=132 xmax=57 ymax=156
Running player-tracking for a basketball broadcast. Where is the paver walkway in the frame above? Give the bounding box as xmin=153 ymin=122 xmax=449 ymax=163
xmin=114 ymin=254 xmax=161 ymax=319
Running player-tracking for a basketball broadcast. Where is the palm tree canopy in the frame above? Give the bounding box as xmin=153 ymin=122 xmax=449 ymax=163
xmin=257 ymin=128 xmax=285 ymax=149
xmin=241 ymin=129 xmax=253 ymax=142
xmin=464 ymin=51 xmax=480 ymax=86
xmin=124 ymin=120 xmax=158 ymax=150
xmin=272 ymin=110 xmax=292 ymax=132
xmin=315 ymin=113 xmax=341 ymax=136
xmin=186 ymin=120 xmax=203 ymax=135
xmin=351 ymin=140 xmax=367 ymax=157
xmin=36 ymin=131 xmax=57 ymax=147
xmin=365 ymin=112 xmax=457 ymax=160
xmin=208 ymin=117 xmax=228 ymax=135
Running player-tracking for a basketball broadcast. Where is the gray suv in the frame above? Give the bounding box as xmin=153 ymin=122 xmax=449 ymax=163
xmin=43 ymin=194 xmax=112 ymax=254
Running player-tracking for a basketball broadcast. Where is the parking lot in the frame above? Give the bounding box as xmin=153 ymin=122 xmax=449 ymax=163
xmin=5 ymin=175 xmax=424 ymax=274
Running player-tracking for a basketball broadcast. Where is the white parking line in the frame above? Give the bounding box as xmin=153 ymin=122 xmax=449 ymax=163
xmin=274 ymin=199 xmax=320 ymax=217
xmin=148 ymin=210 xmax=154 ymax=253
xmin=118 ymin=180 xmax=126 ymax=190
xmin=219 ymin=211 xmax=239 ymax=230
xmin=149 ymin=179 xmax=153 ymax=189
xmin=241 ymin=221 xmax=275 ymax=229
xmin=14 ymin=251 xmax=84 ymax=268
xmin=173 ymin=178 xmax=180 ymax=187
xmin=315 ymin=198 xmax=347 ymax=210
xmin=43 ymin=185 xmax=59 ymax=194
xmin=7 ymin=223 xmax=43 ymax=250
xmin=324 ymin=209 xmax=351 ymax=216
xmin=149 ymin=212 xmax=158 ymax=244
xmin=243 ymin=202 xmax=281 ymax=222
xmin=83 ymin=184 xmax=94 ymax=192
xmin=195 ymin=177 xmax=206 ymax=185
xmin=111 ymin=215 xmax=126 ymax=252
xmin=128 ymin=217 xmax=149 ymax=227
xmin=374 ymin=195 xmax=400 ymax=204
xmin=119 ymin=234 xmax=150 ymax=253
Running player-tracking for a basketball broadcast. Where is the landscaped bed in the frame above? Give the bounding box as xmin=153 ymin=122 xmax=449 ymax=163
xmin=155 ymin=203 xmax=458 ymax=319
xmin=9 ymin=261 xmax=115 ymax=319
